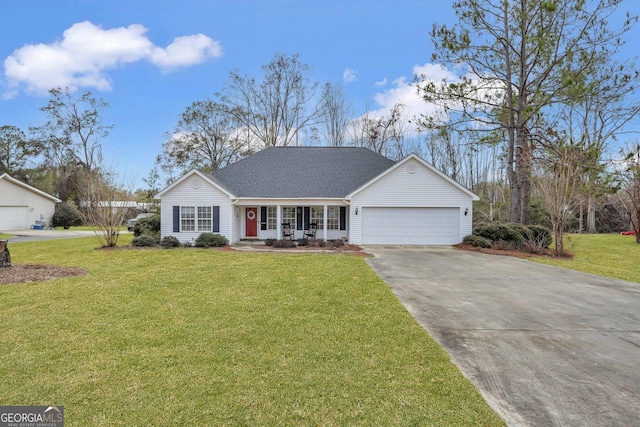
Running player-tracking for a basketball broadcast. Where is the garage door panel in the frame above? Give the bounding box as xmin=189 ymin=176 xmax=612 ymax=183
xmin=0 ymin=207 xmax=28 ymax=230
xmin=362 ymin=207 xmax=459 ymax=245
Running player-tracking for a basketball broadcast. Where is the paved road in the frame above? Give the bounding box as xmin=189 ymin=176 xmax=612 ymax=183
xmin=2 ymin=229 xmax=99 ymax=243
xmin=365 ymin=246 xmax=640 ymax=427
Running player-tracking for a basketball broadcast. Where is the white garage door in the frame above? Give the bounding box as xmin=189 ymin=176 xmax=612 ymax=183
xmin=362 ymin=207 xmax=459 ymax=245
xmin=0 ymin=207 xmax=28 ymax=230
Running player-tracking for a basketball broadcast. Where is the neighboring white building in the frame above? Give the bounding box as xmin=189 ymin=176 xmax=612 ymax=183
xmin=0 ymin=173 xmax=61 ymax=230
xmin=156 ymin=147 xmax=479 ymax=245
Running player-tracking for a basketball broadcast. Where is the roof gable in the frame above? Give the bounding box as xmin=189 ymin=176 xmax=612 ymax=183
xmin=348 ymin=154 xmax=479 ymax=200
xmin=155 ymin=169 xmax=234 ymax=199
xmin=210 ymin=147 xmax=396 ymax=198
xmin=0 ymin=173 xmax=62 ymax=203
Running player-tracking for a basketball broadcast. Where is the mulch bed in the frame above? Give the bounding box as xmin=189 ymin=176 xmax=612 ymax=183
xmin=0 ymin=264 xmax=87 ymax=285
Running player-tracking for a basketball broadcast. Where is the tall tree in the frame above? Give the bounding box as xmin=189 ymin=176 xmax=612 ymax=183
xmin=162 ymin=99 xmax=246 ymax=174
xmin=349 ymin=103 xmax=407 ymax=159
xmin=418 ymin=0 xmax=636 ymax=225
xmin=319 ymin=82 xmax=352 ymax=146
xmin=0 ymin=125 xmax=38 ymax=176
xmin=30 ymin=88 xmax=113 ymax=202
xmin=220 ymin=53 xmax=321 ymax=148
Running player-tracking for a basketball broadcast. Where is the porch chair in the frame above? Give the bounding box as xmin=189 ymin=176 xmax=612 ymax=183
xmin=0 ymin=240 xmax=11 ymax=267
xmin=304 ymin=222 xmax=317 ymax=240
xmin=282 ymin=223 xmax=295 ymax=240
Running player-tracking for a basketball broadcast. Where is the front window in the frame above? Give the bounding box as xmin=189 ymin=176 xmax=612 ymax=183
xmin=267 ymin=206 xmax=277 ymax=230
xmin=327 ymin=206 xmax=340 ymax=230
xmin=311 ymin=207 xmax=324 ymax=229
xmin=282 ymin=207 xmax=296 ymax=227
xmin=181 ymin=206 xmax=211 ymax=232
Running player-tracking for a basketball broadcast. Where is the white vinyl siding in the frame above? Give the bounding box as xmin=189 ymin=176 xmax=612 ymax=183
xmin=159 ymin=173 xmax=232 ymax=244
xmin=0 ymin=177 xmax=58 ymax=230
xmin=350 ymin=158 xmax=474 ymax=245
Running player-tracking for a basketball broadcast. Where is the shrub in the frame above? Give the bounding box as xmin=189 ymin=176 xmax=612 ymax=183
xmin=273 ymin=239 xmax=297 ymax=248
xmin=307 ymin=239 xmax=329 ymax=248
xmin=523 ymin=225 xmax=552 ymax=253
xmin=134 ymin=214 xmax=161 ymax=237
xmin=132 ymin=235 xmax=157 ymax=247
xmin=195 ymin=233 xmax=228 ymax=247
xmin=264 ymin=238 xmax=276 ymax=247
xmin=462 ymin=234 xmax=492 ymax=248
xmin=160 ymin=236 xmax=180 ymax=248
xmin=297 ymin=238 xmax=308 ymax=247
xmin=329 ymin=239 xmax=345 ymax=248
xmin=474 ymin=222 xmax=527 ymax=249
xmin=52 ymin=203 xmax=83 ymax=228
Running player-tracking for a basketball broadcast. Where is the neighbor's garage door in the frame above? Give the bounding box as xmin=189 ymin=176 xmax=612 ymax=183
xmin=0 ymin=207 xmax=28 ymax=230
xmin=362 ymin=207 xmax=459 ymax=245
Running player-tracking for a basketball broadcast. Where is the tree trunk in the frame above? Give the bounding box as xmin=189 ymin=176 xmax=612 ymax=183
xmin=587 ymin=195 xmax=597 ymax=233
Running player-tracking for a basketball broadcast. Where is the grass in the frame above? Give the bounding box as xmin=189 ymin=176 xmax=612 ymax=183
xmin=0 ymin=233 xmax=13 ymax=239
xmin=530 ymin=233 xmax=640 ymax=283
xmin=0 ymin=236 xmax=503 ymax=426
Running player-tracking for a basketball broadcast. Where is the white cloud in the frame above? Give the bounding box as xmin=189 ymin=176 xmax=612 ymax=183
xmin=2 ymin=21 xmax=223 ymax=97
xmin=342 ymin=68 xmax=358 ymax=84
xmin=368 ymin=63 xmax=459 ymax=120
xmin=374 ymin=77 xmax=387 ymax=87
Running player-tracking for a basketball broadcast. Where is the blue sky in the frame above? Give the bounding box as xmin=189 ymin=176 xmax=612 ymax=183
xmin=2 ymin=1 xmax=638 ymax=189
xmin=1 ymin=0 xmax=458 ymax=188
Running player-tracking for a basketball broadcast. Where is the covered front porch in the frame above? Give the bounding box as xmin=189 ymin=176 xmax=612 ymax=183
xmin=235 ymin=202 xmax=349 ymax=242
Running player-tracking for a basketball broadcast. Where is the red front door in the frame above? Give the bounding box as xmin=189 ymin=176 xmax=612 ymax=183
xmin=245 ymin=207 xmax=258 ymax=237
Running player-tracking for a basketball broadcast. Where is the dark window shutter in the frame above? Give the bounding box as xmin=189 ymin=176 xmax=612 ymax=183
xmin=296 ymin=207 xmax=303 ymax=230
xmin=173 ymin=206 xmax=180 ymax=232
xmin=212 ymin=206 xmax=220 ymax=233
xmin=303 ymin=207 xmax=310 ymax=230
xmin=339 ymin=207 xmax=346 ymax=230
xmin=260 ymin=206 xmax=267 ymax=230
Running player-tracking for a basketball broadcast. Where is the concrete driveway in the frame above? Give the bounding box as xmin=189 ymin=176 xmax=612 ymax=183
xmin=365 ymin=246 xmax=640 ymax=427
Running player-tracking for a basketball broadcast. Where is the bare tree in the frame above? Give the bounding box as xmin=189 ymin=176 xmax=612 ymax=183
xmin=349 ymin=103 xmax=407 ymax=159
xmin=162 ymin=99 xmax=247 ymax=174
xmin=31 ymin=87 xmax=112 ymax=172
xmin=319 ymin=82 xmax=351 ymax=146
xmin=616 ymin=144 xmax=640 ymax=243
xmin=534 ymin=142 xmax=587 ymax=255
xmin=78 ymin=168 xmax=133 ymax=247
xmin=220 ymin=53 xmax=321 ymax=148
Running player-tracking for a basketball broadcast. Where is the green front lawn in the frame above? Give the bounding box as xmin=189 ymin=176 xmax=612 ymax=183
xmin=0 ymin=237 xmax=503 ymax=426
xmin=531 ymin=233 xmax=640 ymax=283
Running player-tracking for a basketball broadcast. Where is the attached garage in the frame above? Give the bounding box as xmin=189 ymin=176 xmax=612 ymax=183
xmin=362 ymin=207 xmax=460 ymax=245
xmin=0 ymin=174 xmax=61 ymax=231
xmin=348 ymin=155 xmax=478 ymax=246
xmin=0 ymin=207 xmax=29 ymax=230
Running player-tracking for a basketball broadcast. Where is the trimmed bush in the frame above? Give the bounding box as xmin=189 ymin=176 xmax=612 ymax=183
xmin=297 ymin=238 xmax=308 ymax=247
xmin=329 ymin=239 xmax=345 ymax=248
xmin=134 ymin=214 xmax=161 ymax=237
xmin=264 ymin=238 xmax=276 ymax=247
xmin=52 ymin=203 xmax=83 ymax=228
xmin=195 ymin=233 xmax=228 ymax=247
xmin=307 ymin=239 xmax=329 ymax=248
xmin=160 ymin=236 xmax=180 ymax=248
xmin=273 ymin=239 xmax=297 ymax=248
xmin=132 ymin=235 xmax=157 ymax=247
xmin=474 ymin=222 xmax=527 ymax=249
xmin=462 ymin=234 xmax=492 ymax=248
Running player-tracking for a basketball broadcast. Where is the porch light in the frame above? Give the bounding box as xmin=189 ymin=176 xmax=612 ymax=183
xmin=464 ymin=207 xmax=469 ymax=216
xmin=355 ymin=207 xmax=359 ymax=215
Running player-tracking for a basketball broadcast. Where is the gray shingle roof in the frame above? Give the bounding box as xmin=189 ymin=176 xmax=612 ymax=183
xmin=209 ymin=146 xmax=396 ymax=198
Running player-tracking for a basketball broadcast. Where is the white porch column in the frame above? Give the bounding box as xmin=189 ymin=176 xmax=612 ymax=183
xmin=323 ymin=205 xmax=328 ymax=240
xmin=276 ymin=204 xmax=282 ymax=239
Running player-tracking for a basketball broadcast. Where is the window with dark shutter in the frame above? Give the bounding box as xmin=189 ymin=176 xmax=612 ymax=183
xmin=173 ymin=206 xmax=180 ymax=232
xmin=212 ymin=206 xmax=220 ymax=232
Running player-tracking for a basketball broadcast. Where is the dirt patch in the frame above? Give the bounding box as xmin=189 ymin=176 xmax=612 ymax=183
xmin=0 ymin=264 xmax=87 ymax=285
